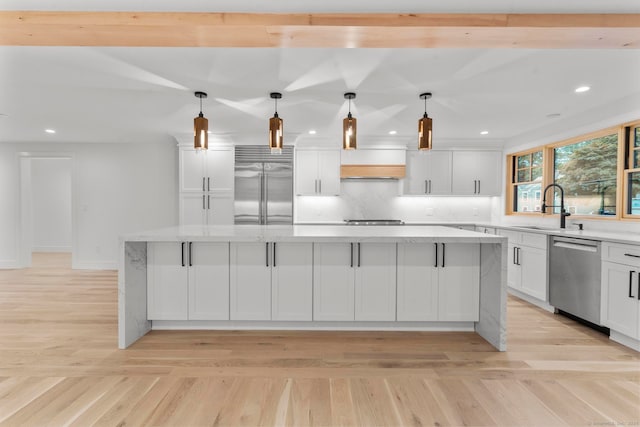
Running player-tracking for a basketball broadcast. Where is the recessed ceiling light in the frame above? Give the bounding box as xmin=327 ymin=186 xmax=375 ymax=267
xmin=575 ymin=86 xmax=590 ymax=93
xmin=45 ymin=129 xmax=56 ymax=134
xmin=480 ymin=131 xmax=489 ymax=135
xmin=389 ymin=130 xmax=397 ymax=135
xmin=308 ymin=130 xmax=317 ymax=135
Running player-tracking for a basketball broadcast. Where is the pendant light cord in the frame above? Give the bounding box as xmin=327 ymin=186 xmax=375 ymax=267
xmin=424 ymin=96 xmax=428 ymax=118
xmin=199 ymin=95 xmax=203 ymax=117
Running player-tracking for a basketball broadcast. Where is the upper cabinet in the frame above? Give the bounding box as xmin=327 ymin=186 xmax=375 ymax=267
xmin=295 ymin=148 xmax=340 ymax=196
xmin=403 ymin=150 xmax=452 ymax=195
xmin=451 ymin=151 xmax=502 ymax=196
xmin=179 ymin=147 xmax=234 ymax=193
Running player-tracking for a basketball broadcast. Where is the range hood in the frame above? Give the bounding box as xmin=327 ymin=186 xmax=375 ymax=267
xmin=340 ymin=147 xmax=406 ymax=179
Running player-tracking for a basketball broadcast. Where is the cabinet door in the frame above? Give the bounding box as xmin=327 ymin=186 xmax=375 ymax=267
xmin=507 ymin=243 xmax=522 ymax=290
xmin=205 ymin=148 xmax=234 ymax=193
xmin=188 ymin=242 xmax=230 ymax=320
xmin=313 ymin=243 xmax=355 ymax=321
xmin=355 ymin=243 xmax=397 ymax=321
xmin=438 ymin=243 xmax=480 ymax=321
xmin=520 ymin=246 xmax=547 ymax=301
xmin=425 ymin=151 xmax=452 ymax=195
xmin=206 ymin=194 xmax=234 ymax=225
xmin=601 ymin=261 xmax=639 ymax=339
xmin=451 ymin=151 xmax=501 ymax=196
xmin=179 ymin=148 xmax=206 ymax=192
xmin=271 ymin=243 xmax=313 ymax=321
xmin=230 ymin=243 xmax=272 ymax=320
xmin=403 ymin=151 xmax=429 ymax=195
xmin=397 ymin=243 xmax=439 ymax=321
xmin=147 ymin=242 xmax=188 ymax=320
xmin=295 ymin=150 xmax=319 ymax=195
xmin=179 ymin=194 xmax=206 ymax=226
xmin=317 ymin=150 xmax=340 ymax=195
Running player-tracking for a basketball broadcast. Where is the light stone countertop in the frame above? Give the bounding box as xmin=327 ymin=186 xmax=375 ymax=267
xmin=121 ymin=224 xmax=505 ymax=244
xmin=476 ymin=223 xmax=640 ymax=246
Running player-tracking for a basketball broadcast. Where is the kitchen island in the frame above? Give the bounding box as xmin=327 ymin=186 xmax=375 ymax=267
xmin=119 ymin=225 xmax=507 ymax=350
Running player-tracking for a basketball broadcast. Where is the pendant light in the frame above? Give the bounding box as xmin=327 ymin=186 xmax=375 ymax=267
xmin=343 ymin=92 xmax=357 ymax=150
xmin=194 ymin=91 xmax=208 ymax=151
xmin=418 ymin=92 xmax=433 ymax=151
xmin=269 ymin=92 xmax=283 ymax=154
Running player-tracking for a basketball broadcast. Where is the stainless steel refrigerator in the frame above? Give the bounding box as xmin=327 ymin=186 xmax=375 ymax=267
xmin=234 ymin=145 xmax=293 ymax=224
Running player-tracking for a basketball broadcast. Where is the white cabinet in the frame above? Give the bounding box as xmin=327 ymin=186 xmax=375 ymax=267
xmin=295 ymin=149 xmax=340 ymax=196
xmin=354 ymin=243 xmax=397 ymax=321
xmin=230 ymin=242 xmax=313 ymax=321
xmin=179 ymin=146 xmax=234 ymax=226
xmin=179 ymin=147 xmax=234 ymax=193
xmin=397 ymin=243 xmax=480 ymax=321
xmin=601 ymin=242 xmax=640 ymax=341
xmin=147 ymin=242 xmax=229 ymax=321
xmin=499 ymin=229 xmax=548 ymax=302
xmin=403 ymin=150 xmax=452 ymax=195
xmin=271 ymin=242 xmax=313 ymax=321
xmin=451 ymin=151 xmax=501 ymax=196
xmin=313 ymin=242 xmax=396 ymax=321
xmin=179 ymin=193 xmax=234 ymax=226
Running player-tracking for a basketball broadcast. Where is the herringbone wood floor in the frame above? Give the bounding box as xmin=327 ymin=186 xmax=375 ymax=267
xmin=0 ymin=253 xmax=638 ymax=426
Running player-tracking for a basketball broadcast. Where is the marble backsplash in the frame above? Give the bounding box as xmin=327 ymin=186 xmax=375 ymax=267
xmin=294 ymin=179 xmax=494 ymax=223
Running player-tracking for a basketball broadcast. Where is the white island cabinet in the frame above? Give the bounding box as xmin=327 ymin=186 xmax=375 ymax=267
xmin=120 ymin=225 xmax=507 ymax=352
xmin=147 ymin=242 xmax=229 ymax=320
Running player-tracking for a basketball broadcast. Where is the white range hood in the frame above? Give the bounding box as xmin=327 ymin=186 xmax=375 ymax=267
xmin=340 ymin=147 xmax=406 ymax=179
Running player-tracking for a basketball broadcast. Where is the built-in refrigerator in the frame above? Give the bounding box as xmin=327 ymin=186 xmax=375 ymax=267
xmin=234 ymin=145 xmax=293 ymax=224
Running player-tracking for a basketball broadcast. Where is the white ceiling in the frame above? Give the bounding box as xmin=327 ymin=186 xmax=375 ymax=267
xmin=1 ymin=1 xmax=639 ymax=148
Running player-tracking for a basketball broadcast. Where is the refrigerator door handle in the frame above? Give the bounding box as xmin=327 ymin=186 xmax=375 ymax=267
xmin=259 ymin=173 xmax=264 ymax=225
xmin=264 ymin=173 xmax=269 ymax=224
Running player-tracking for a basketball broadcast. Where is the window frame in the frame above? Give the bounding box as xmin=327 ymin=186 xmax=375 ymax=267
xmin=506 ymin=123 xmax=636 ymax=221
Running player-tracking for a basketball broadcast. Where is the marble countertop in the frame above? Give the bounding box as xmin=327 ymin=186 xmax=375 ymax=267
xmin=121 ymin=225 xmax=506 ymax=244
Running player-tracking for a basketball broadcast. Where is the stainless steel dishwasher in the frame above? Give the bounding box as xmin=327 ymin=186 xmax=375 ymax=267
xmin=549 ymin=236 xmax=602 ymax=325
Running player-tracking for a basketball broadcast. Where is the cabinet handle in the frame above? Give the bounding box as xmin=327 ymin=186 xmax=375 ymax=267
xmin=425 ymin=180 xmax=428 ymax=194
xmin=181 ymin=242 xmax=185 ymax=267
xmin=434 ymin=243 xmax=439 ymax=267
xmin=429 ymin=180 xmax=432 ymax=194
xmin=266 ymin=242 xmax=270 ymax=267
xmin=207 ymin=177 xmax=210 ymax=192
xmin=208 ymin=195 xmax=211 ymax=210
xmin=202 ymin=177 xmax=206 ymax=192
xmin=513 ymin=247 xmax=517 ymax=265
xmin=188 ymin=242 xmax=193 ymax=267
xmin=624 ymin=253 xmax=640 ymax=258
xmin=357 ymin=242 xmax=361 ymax=267
xmin=478 ymin=180 xmax=481 ymax=194
xmin=319 ymin=179 xmax=322 ymax=193
xmin=630 ymin=271 xmax=636 ymax=298
xmin=314 ymin=179 xmax=318 ymax=194
xmin=473 ymin=180 xmax=477 ymax=194
xmin=273 ymin=242 xmax=277 ymax=267
xmin=442 ymin=243 xmax=446 ymax=268
xmin=350 ymin=243 xmax=354 ymax=268
xmin=638 ymin=272 xmax=640 ymax=300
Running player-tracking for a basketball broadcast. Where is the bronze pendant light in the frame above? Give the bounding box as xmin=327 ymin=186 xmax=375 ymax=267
xmin=269 ymin=92 xmax=283 ymax=153
xmin=418 ymin=92 xmax=433 ymax=151
xmin=343 ymin=92 xmax=357 ymax=150
xmin=193 ymin=91 xmax=208 ymax=151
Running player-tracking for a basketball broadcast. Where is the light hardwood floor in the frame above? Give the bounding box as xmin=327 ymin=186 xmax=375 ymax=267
xmin=0 ymin=253 xmax=638 ymax=426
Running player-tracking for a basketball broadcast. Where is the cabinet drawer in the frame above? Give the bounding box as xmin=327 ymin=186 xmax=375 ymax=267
xmin=521 ymin=232 xmax=548 ymax=250
xmin=602 ymin=242 xmax=640 ymax=267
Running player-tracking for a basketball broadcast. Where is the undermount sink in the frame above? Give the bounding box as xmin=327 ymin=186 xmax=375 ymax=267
xmin=515 ymin=225 xmax=556 ymax=230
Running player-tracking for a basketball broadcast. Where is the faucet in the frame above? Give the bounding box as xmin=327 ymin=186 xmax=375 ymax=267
xmin=541 ymin=183 xmax=571 ymax=228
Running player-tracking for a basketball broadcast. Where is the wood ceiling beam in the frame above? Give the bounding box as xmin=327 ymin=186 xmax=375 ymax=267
xmin=0 ymin=11 xmax=638 ymax=48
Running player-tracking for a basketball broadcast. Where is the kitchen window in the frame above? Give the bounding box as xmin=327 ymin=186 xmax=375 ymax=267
xmin=552 ymin=131 xmax=619 ymax=217
xmin=624 ymin=122 xmax=640 ymax=218
xmin=508 ymin=149 xmax=544 ymax=214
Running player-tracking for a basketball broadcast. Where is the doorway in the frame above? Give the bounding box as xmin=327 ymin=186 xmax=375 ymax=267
xmin=19 ymin=155 xmax=73 ymax=268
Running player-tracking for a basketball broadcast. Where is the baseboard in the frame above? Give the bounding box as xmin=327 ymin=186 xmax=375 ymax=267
xmin=32 ymin=246 xmax=72 ymax=253
xmin=0 ymin=259 xmax=19 ymax=269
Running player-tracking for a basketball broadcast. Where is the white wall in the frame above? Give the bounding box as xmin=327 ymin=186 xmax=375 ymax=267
xmin=295 ymin=180 xmax=494 ymax=224
xmin=0 ymin=141 xmax=178 ymax=269
xmin=31 ymin=158 xmax=72 ymax=252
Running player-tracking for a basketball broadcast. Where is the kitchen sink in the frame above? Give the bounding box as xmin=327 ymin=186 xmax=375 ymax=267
xmin=515 ymin=225 xmax=556 ymax=230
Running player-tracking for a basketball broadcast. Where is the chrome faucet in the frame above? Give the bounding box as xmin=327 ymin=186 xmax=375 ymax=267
xmin=541 ymin=183 xmax=571 ymax=229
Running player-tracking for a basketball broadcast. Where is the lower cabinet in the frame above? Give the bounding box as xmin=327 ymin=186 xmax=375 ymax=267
xmin=147 ymin=242 xmax=230 ymax=320
xmin=230 ymin=242 xmax=313 ymax=321
xmin=397 ymin=243 xmax=480 ymax=321
xmin=500 ymin=230 xmax=548 ymax=302
xmin=313 ymin=242 xmax=397 ymax=321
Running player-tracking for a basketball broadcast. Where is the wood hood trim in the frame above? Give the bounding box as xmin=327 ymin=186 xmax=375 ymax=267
xmin=340 ymin=164 xmax=406 ymax=179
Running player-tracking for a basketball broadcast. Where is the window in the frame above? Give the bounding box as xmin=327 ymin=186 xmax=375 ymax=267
xmin=510 ymin=150 xmax=543 ymax=213
xmin=553 ymin=132 xmax=618 ymax=216
xmin=625 ymin=123 xmax=640 ymax=217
